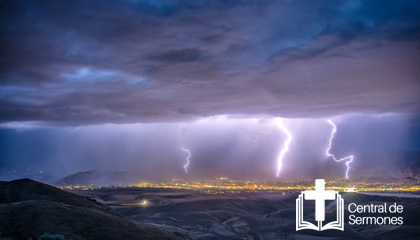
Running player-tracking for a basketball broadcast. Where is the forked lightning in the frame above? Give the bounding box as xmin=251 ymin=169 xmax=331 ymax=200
xmin=326 ymin=119 xmax=354 ymax=179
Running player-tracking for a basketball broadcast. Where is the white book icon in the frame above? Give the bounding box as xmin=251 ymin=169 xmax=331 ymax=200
xmin=296 ymin=179 xmax=344 ymax=231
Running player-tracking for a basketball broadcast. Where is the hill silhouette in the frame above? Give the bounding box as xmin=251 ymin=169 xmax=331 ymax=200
xmin=0 ymin=178 xmax=179 ymax=240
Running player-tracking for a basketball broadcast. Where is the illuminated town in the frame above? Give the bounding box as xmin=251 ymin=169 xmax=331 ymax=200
xmin=58 ymin=177 xmax=420 ymax=194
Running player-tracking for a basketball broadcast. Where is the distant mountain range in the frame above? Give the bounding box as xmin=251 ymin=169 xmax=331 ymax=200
xmin=54 ymin=170 xmax=146 ymax=186
xmin=55 ymin=160 xmax=420 ymax=186
xmin=0 ymin=178 xmax=179 ymax=240
xmin=352 ymin=160 xmax=420 ymax=181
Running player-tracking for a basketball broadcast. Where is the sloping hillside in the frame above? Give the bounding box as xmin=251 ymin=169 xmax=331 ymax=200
xmin=0 ymin=179 xmax=179 ymax=240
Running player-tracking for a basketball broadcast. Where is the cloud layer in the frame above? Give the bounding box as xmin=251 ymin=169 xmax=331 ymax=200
xmin=1 ymin=0 xmax=419 ymax=125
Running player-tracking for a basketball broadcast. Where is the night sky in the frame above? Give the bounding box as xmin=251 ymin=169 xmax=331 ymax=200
xmin=1 ymin=0 xmax=419 ymax=181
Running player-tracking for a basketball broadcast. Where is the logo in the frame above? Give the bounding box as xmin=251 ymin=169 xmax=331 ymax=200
xmin=296 ymin=179 xmax=344 ymax=231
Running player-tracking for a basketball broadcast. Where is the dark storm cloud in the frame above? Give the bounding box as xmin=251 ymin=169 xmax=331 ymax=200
xmin=148 ymin=48 xmax=208 ymax=63
xmin=1 ymin=0 xmax=419 ymax=125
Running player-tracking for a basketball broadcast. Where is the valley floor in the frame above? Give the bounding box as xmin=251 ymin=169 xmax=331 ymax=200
xmin=73 ymin=188 xmax=420 ymax=240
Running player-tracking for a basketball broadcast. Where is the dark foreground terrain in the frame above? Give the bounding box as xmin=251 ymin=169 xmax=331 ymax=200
xmin=0 ymin=179 xmax=179 ymax=240
xmin=75 ymin=188 xmax=420 ymax=240
xmin=1 ymin=179 xmax=420 ymax=240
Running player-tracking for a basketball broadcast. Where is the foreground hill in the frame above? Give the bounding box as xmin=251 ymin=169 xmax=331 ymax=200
xmin=0 ymin=178 xmax=179 ymax=240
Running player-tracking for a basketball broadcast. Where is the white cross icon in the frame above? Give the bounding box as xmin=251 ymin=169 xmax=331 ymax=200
xmin=304 ymin=179 xmax=336 ymax=222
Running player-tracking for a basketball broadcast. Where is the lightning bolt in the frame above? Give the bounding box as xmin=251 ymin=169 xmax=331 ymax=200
xmin=276 ymin=118 xmax=292 ymax=177
xmin=178 ymin=124 xmax=191 ymax=173
xmin=326 ymin=119 xmax=354 ymax=179
xmin=180 ymin=147 xmax=191 ymax=173
xmin=248 ymin=123 xmax=276 ymax=145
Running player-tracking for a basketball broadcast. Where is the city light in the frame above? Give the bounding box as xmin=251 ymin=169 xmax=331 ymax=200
xmin=58 ymin=178 xmax=420 ymax=195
